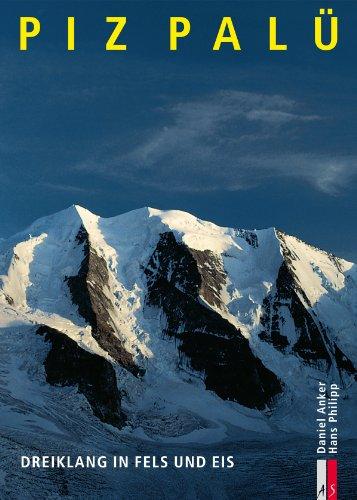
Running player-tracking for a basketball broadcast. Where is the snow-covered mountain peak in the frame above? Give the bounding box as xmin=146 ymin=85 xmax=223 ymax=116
xmin=0 ymin=206 xmax=356 ymax=440
xmin=72 ymin=203 xmax=98 ymax=222
xmin=4 ymin=204 xmax=281 ymax=257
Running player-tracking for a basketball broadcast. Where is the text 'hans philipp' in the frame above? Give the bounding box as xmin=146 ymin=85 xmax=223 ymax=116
xmin=316 ymin=382 xmax=339 ymax=455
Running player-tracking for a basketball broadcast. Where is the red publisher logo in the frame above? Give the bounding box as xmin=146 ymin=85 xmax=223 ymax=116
xmin=317 ymin=459 xmax=338 ymax=499
xmin=327 ymin=460 xmax=337 ymax=499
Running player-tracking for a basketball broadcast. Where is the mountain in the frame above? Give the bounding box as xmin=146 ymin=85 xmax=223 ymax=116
xmin=0 ymin=205 xmax=356 ymax=440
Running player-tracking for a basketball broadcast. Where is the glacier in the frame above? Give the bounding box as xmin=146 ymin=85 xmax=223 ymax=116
xmin=0 ymin=204 xmax=355 ymax=443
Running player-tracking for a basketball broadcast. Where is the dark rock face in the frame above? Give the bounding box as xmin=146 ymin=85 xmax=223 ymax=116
xmin=4 ymin=294 xmax=14 ymax=306
xmin=259 ymin=261 xmax=331 ymax=367
xmin=66 ymin=226 xmax=142 ymax=377
xmin=334 ymin=343 xmax=357 ymax=381
xmin=234 ymin=229 xmax=258 ymax=248
xmin=37 ymin=325 xmax=126 ymax=428
xmin=260 ymin=232 xmax=356 ymax=379
xmin=179 ymin=332 xmax=282 ymax=408
xmin=189 ymin=248 xmax=226 ymax=309
xmin=145 ymin=232 xmax=282 ymax=410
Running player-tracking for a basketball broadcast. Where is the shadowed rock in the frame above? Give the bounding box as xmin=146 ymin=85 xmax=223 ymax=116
xmin=145 ymin=231 xmax=282 ymax=410
xmin=234 ymin=228 xmax=259 ymax=248
xmin=66 ymin=226 xmax=143 ymax=377
xmin=189 ymin=248 xmax=226 ymax=309
xmin=260 ymin=232 xmax=356 ymax=380
xmin=334 ymin=343 xmax=357 ymax=381
xmin=259 ymin=261 xmax=332 ymax=368
xmin=37 ymin=325 xmax=126 ymax=428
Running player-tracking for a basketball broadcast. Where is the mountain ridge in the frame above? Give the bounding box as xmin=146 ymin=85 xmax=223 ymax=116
xmin=0 ymin=205 xmax=356 ymax=440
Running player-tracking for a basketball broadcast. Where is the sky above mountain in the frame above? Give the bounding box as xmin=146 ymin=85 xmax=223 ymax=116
xmin=1 ymin=1 xmax=356 ymax=261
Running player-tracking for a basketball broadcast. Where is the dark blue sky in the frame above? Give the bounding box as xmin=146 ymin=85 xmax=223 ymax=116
xmin=1 ymin=1 xmax=356 ymax=261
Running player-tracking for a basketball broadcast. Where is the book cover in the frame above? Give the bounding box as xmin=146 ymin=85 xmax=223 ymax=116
xmin=0 ymin=2 xmax=356 ymax=498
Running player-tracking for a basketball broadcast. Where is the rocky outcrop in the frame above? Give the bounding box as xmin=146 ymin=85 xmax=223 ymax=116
xmin=234 ymin=229 xmax=258 ymax=248
xmin=259 ymin=261 xmax=332 ymax=368
xmin=259 ymin=232 xmax=356 ymax=380
xmin=189 ymin=248 xmax=226 ymax=309
xmin=37 ymin=325 xmax=126 ymax=428
xmin=145 ymin=232 xmax=282 ymax=410
xmin=334 ymin=343 xmax=357 ymax=381
xmin=66 ymin=226 xmax=143 ymax=377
